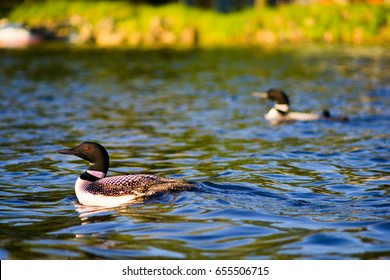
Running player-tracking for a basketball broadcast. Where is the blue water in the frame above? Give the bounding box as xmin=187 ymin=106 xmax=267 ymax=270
xmin=0 ymin=46 xmax=389 ymax=259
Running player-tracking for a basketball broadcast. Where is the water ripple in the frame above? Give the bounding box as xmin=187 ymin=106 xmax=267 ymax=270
xmin=0 ymin=46 xmax=389 ymax=259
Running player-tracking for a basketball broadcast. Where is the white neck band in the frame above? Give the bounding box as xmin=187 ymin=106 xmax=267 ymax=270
xmin=274 ymin=104 xmax=289 ymax=113
xmin=87 ymin=170 xmax=105 ymax=179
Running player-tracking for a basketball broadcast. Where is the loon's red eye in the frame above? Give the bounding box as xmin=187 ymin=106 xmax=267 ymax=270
xmin=85 ymin=146 xmax=91 ymax=152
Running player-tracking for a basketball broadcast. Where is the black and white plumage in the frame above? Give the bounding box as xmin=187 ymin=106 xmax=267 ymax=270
xmin=252 ymin=88 xmax=348 ymax=124
xmin=58 ymin=142 xmax=195 ymax=207
xmin=83 ymin=174 xmax=192 ymax=196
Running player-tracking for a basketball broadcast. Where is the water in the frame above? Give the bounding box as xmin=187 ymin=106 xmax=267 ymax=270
xmin=0 ymin=45 xmax=389 ymax=260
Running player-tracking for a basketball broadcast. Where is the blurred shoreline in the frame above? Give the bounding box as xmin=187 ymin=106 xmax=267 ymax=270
xmin=3 ymin=2 xmax=390 ymax=48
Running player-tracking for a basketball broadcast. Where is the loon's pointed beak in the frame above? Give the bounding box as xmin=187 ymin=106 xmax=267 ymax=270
xmin=252 ymin=92 xmax=268 ymax=99
xmin=57 ymin=147 xmax=79 ymax=156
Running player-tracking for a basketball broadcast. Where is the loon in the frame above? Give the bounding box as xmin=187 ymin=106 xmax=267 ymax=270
xmin=252 ymin=88 xmax=348 ymax=124
xmin=58 ymin=142 xmax=195 ymax=207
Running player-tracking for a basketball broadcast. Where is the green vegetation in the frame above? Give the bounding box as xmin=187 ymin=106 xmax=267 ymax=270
xmin=7 ymin=1 xmax=390 ymax=46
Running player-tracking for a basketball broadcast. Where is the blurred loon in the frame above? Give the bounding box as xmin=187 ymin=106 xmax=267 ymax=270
xmin=252 ymin=88 xmax=348 ymax=124
xmin=58 ymin=142 xmax=194 ymax=207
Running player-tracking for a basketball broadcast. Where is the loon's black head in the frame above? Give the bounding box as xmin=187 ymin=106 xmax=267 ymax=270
xmin=253 ymin=88 xmax=290 ymax=114
xmin=58 ymin=142 xmax=110 ymax=174
xmin=264 ymin=88 xmax=290 ymax=105
xmin=253 ymin=88 xmax=290 ymax=105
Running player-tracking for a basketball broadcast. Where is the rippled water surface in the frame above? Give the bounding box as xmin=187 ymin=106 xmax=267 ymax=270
xmin=0 ymin=46 xmax=389 ymax=259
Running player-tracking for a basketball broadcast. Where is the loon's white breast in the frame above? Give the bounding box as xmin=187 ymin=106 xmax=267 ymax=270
xmin=264 ymin=108 xmax=286 ymax=123
xmin=74 ymin=177 xmax=136 ymax=207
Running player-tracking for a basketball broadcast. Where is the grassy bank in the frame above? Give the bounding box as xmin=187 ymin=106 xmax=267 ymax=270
xmin=7 ymin=1 xmax=390 ymax=46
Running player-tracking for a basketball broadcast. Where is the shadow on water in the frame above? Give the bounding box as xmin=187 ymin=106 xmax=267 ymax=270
xmin=0 ymin=45 xmax=389 ymax=259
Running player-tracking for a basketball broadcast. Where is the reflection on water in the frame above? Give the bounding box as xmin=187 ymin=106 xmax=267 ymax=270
xmin=0 ymin=45 xmax=389 ymax=259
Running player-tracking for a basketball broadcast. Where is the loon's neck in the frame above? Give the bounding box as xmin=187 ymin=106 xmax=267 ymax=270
xmin=76 ymin=170 xmax=106 ymax=200
xmin=80 ymin=170 xmax=106 ymax=182
xmin=274 ymin=103 xmax=289 ymax=114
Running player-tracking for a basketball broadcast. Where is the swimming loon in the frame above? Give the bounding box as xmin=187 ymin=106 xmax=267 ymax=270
xmin=252 ymin=88 xmax=348 ymax=124
xmin=58 ymin=142 xmax=194 ymax=207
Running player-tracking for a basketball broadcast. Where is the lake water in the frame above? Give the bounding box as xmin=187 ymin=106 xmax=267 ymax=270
xmin=0 ymin=45 xmax=389 ymax=260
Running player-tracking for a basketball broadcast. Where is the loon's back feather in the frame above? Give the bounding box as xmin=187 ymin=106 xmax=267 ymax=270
xmin=85 ymin=174 xmax=194 ymax=197
xmin=286 ymin=112 xmax=323 ymax=122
